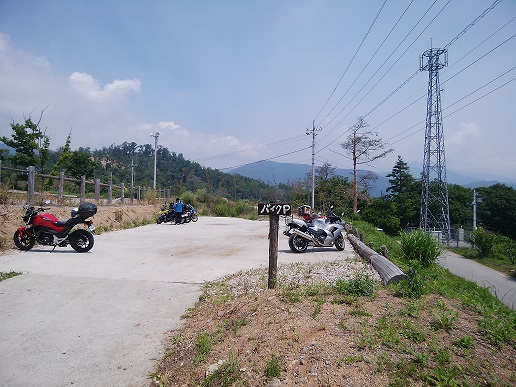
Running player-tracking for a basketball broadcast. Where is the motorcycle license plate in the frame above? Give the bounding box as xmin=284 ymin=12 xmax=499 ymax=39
xmin=89 ymin=224 xmax=96 ymax=232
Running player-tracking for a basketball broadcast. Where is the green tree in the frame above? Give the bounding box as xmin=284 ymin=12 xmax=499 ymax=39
xmin=53 ymin=132 xmax=73 ymax=174
xmin=65 ymin=151 xmax=97 ymax=179
xmin=0 ymin=117 xmax=50 ymax=170
xmin=385 ymin=156 xmax=419 ymax=228
xmin=361 ymin=197 xmax=400 ymax=234
xmin=477 ymin=184 xmax=516 ymax=240
xmin=447 ymin=184 xmax=473 ymax=228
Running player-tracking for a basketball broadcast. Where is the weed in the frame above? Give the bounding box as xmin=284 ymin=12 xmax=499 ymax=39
xmin=431 ymin=301 xmax=458 ymax=331
xmin=376 ymin=352 xmax=395 ymax=372
xmin=426 ymin=364 xmax=464 ymax=386
xmin=343 ymin=355 xmax=364 ymax=365
xmin=170 ymin=334 xmax=184 ymax=345
xmin=399 ymin=301 xmax=421 ymax=318
xmin=434 ymin=348 xmax=451 ymax=365
xmin=356 ymin=328 xmax=376 ymax=348
xmin=194 ymin=327 xmax=225 ymax=365
xmin=225 ymin=317 xmax=248 ymax=334
xmin=201 ymin=356 xmax=243 ymax=387
xmin=279 ymin=287 xmax=301 ymax=303
xmin=454 ymin=335 xmax=475 ymax=349
xmin=395 ymin=263 xmax=426 ymax=298
xmin=311 ymin=299 xmax=324 ymax=318
xmin=407 ymin=349 xmax=429 ymax=365
xmin=0 ymin=271 xmax=21 ymax=282
xmin=148 ymin=370 xmax=168 ymax=387
xmin=335 ymin=272 xmax=377 ymax=297
xmin=349 ymin=309 xmax=372 ymax=317
xmin=399 ymin=319 xmax=427 ymax=343
xmin=264 ymin=354 xmax=281 ymax=379
xmin=337 ymin=319 xmax=348 ymax=331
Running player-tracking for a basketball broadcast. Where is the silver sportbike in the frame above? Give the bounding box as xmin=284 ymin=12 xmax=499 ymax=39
xmin=283 ymin=206 xmax=346 ymax=253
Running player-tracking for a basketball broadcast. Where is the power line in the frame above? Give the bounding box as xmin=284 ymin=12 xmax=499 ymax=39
xmin=316 ymin=0 xmax=509 ymax=157
xmin=196 ymin=134 xmax=306 ymax=162
xmin=316 ymin=0 xmax=412 ymax=126
xmin=385 ymin=71 xmax=516 ymax=147
xmin=218 ymin=146 xmax=312 ymax=171
xmin=313 ymin=0 xmax=389 ymax=123
xmin=315 ymin=0 xmax=448 ymax=147
xmin=444 ymin=0 xmax=502 ymax=50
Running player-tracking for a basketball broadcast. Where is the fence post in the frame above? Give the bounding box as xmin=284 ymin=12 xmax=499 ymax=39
xmin=94 ymin=179 xmax=100 ymax=202
xmin=108 ymin=180 xmax=112 ymax=204
xmin=27 ymin=166 xmax=35 ymax=204
xmin=137 ymin=186 xmax=141 ymax=201
xmin=120 ymin=183 xmax=125 ymax=204
xmin=130 ymin=180 xmax=134 ymax=204
xmin=58 ymin=171 xmax=64 ymax=199
xmin=80 ymin=176 xmax=86 ymax=203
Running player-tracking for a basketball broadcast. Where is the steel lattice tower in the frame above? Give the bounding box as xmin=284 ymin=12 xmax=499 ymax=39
xmin=419 ymin=47 xmax=451 ymax=241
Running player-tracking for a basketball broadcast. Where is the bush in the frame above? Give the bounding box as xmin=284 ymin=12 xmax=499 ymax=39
xmin=400 ymin=230 xmax=441 ymax=268
xmin=334 ymin=272 xmax=377 ymax=297
xmin=469 ymin=227 xmax=495 ymax=257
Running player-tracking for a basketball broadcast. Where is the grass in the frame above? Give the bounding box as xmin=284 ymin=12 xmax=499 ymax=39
xmin=0 ymin=271 xmax=21 ymax=282
xmin=264 ymin=354 xmax=281 ymax=379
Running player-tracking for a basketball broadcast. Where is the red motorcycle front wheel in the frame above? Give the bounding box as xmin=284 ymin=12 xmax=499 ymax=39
xmin=13 ymin=230 xmax=35 ymax=251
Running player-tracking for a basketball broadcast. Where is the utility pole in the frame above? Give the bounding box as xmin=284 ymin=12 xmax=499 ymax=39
xmin=150 ymin=132 xmax=160 ymax=190
xmin=473 ymin=189 xmax=477 ymax=230
xmin=130 ymin=159 xmax=137 ymax=203
xmin=419 ymin=47 xmax=451 ymax=242
xmin=306 ymin=121 xmax=321 ymax=209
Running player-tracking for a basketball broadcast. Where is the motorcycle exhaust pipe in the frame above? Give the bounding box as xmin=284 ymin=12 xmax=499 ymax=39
xmin=291 ymin=228 xmax=323 ymax=247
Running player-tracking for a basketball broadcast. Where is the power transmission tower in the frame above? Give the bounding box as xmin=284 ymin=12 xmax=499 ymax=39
xmin=306 ymin=121 xmax=322 ymax=209
xmin=419 ymin=47 xmax=451 ymax=242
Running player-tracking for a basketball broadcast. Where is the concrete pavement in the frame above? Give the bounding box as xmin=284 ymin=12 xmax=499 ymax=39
xmin=0 ymin=217 xmax=357 ymax=387
xmin=438 ymin=250 xmax=515 ymax=310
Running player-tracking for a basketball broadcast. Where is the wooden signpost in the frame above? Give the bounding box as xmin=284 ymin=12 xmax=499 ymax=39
xmin=258 ymin=202 xmax=292 ymax=289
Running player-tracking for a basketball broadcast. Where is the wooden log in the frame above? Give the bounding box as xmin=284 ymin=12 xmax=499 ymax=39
xmin=347 ymin=233 xmax=407 ymax=285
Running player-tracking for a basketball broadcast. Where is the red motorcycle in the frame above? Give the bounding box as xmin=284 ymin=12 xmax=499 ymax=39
xmin=13 ymin=201 xmax=97 ymax=253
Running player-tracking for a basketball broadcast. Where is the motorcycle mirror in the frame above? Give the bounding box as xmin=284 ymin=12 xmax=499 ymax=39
xmin=44 ymin=199 xmax=51 ymax=204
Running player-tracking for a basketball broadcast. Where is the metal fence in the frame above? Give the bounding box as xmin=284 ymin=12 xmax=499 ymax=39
xmin=405 ymin=227 xmax=473 ymax=248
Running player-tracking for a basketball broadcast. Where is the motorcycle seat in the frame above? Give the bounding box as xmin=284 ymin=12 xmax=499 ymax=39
xmin=53 ymin=221 xmax=69 ymax=227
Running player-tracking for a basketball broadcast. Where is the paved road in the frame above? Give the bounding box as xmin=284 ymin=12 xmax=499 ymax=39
xmin=439 ymin=250 xmax=515 ymax=310
xmin=0 ymin=217 xmax=357 ymax=387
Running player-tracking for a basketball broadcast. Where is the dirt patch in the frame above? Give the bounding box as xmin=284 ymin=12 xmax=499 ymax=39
xmin=151 ymin=266 xmax=516 ymax=386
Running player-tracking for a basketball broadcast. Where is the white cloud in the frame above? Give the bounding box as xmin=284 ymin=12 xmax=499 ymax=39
xmin=133 ymin=121 xmax=267 ymax=169
xmin=68 ymin=72 xmax=141 ymax=102
xmin=447 ymin=122 xmax=481 ymax=147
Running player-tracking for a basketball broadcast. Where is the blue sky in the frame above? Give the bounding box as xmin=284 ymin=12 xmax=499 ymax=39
xmin=1 ymin=0 xmax=515 ymax=182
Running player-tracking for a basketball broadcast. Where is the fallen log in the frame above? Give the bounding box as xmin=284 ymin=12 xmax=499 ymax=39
xmin=347 ymin=233 xmax=407 ymax=285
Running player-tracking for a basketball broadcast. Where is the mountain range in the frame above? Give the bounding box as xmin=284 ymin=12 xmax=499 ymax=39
xmin=230 ymin=160 xmax=516 ymax=197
